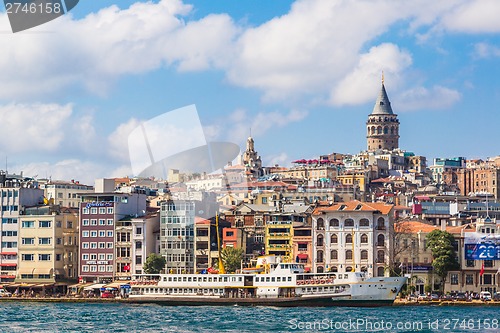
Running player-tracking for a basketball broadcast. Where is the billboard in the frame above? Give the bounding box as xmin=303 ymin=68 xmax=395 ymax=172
xmin=464 ymin=232 xmax=500 ymax=260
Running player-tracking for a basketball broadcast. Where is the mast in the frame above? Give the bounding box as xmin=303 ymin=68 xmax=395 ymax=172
xmin=216 ymin=213 xmax=226 ymax=274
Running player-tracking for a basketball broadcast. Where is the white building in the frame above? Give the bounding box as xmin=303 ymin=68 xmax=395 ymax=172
xmin=312 ymin=200 xmax=394 ymax=277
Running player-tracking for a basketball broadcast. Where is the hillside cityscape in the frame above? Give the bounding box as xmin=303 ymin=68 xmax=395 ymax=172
xmin=0 ymin=80 xmax=498 ymax=298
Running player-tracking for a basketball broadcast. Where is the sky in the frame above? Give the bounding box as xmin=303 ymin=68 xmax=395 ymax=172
xmin=1 ymin=0 xmax=500 ymax=185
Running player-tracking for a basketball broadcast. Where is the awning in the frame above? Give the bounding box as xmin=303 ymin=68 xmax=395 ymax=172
xmin=297 ymin=254 xmax=308 ymax=260
xmin=84 ymin=283 xmax=106 ymax=291
xmin=0 ymin=263 xmax=17 ymax=267
xmin=103 ymin=282 xmax=124 ymax=289
xmin=0 ymin=252 xmax=17 ymax=256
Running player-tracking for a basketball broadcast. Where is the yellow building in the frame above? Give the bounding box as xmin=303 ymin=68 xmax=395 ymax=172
xmin=17 ymin=206 xmax=79 ymax=284
xmin=337 ymin=173 xmax=368 ymax=192
xmin=265 ymin=218 xmax=293 ymax=262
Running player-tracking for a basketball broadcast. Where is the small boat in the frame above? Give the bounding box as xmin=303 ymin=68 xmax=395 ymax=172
xmin=127 ymin=256 xmax=406 ymax=307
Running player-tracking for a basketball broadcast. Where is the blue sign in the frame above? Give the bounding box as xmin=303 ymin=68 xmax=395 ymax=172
xmin=120 ymin=285 xmax=131 ymax=289
xmin=465 ymin=244 xmax=500 ymax=260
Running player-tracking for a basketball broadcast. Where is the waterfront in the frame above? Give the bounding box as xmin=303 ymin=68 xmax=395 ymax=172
xmin=0 ymin=302 xmax=499 ymax=332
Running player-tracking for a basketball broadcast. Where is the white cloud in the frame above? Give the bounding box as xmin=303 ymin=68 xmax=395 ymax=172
xmin=330 ymin=43 xmax=412 ymax=106
xmin=266 ymin=152 xmax=289 ymax=167
xmin=439 ymin=0 xmax=500 ymax=33
xmin=108 ymin=118 xmax=142 ymax=163
xmin=394 ymin=85 xmax=461 ymax=111
xmin=473 ymin=42 xmax=500 ymax=58
xmin=225 ymin=108 xmax=308 ymax=145
xmin=0 ymin=0 xmax=238 ymax=99
xmin=0 ymin=103 xmax=72 ymax=152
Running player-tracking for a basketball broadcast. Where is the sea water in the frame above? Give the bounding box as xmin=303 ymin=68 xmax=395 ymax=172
xmin=0 ymin=302 xmax=498 ymax=332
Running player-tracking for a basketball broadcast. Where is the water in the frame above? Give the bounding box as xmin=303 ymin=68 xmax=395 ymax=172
xmin=0 ymin=302 xmax=498 ymax=332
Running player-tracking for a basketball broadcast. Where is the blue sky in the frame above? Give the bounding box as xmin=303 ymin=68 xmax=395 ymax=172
xmin=1 ymin=0 xmax=500 ymax=184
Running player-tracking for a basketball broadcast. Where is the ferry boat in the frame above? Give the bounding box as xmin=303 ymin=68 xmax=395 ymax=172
xmin=127 ymin=256 xmax=407 ymax=307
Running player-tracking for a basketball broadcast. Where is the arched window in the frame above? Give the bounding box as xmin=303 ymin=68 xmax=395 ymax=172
xmin=317 ymin=235 xmax=324 ymax=247
xmin=344 ymin=218 xmax=354 ymax=227
xmin=383 ymin=127 xmax=388 ymax=134
xmin=330 ymin=266 xmax=338 ymax=272
xmin=329 ymin=218 xmax=339 ymax=227
xmin=377 ymin=250 xmax=385 ymax=262
xmin=360 ymin=233 xmax=368 ymax=243
xmin=317 ymin=218 xmax=324 ymax=230
xmin=361 ymin=250 xmax=368 ymax=260
xmin=377 ymin=234 xmax=385 ymax=246
xmin=346 ymin=266 xmax=353 ymax=272
xmin=377 ymin=266 xmax=385 ymax=276
xmin=317 ymin=266 xmax=324 ymax=273
xmin=330 ymin=234 xmax=338 ymax=244
xmin=390 ymin=127 xmax=394 ymax=134
xmin=359 ymin=218 xmax=369 ymax=226
xmin=376 ymin=217 xmax=385 ymax=229
xmin=317 ymin=250 xmax=324 ymax=263
xmin=361 ymin=266 xmax=367 ymax=272
xmin=346 ymin=250 xmax=352 ymax=260
xmin=377 ymin=126 xmax=382 ymax=134
xmin=331 ymin=250 xmax=338 ymax=260
xmin=345 ymin=234 xmax=352 ymax=244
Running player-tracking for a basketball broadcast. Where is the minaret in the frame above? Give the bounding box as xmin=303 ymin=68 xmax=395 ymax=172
xmin=366 ymin=75 xmax=400 ymax=151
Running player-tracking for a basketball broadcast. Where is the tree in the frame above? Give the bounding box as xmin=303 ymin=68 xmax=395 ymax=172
xmin=220 ymin=247 xmax=244 ymax=273
xmin=143 ymin=253 xmax=166 ymax=274
xmin=426 ymin=230 xmax=460 ymax=290
xmin=388 ymin=221 xmax=416 ymax=276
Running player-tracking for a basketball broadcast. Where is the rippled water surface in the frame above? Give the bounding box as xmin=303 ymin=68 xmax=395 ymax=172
xmin=0 ymin=302 xmax=499 ymax=332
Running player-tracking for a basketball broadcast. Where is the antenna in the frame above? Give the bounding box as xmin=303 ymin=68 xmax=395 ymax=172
xmin=382 ymin=70 xmax=385 ymax=85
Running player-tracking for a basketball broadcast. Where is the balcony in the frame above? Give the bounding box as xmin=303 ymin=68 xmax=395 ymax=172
xmin=376 ymin=225 xmax=386 ymax=230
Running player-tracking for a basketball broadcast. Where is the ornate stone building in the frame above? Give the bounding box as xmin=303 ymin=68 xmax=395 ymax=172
xmin=240 ymin=136 xmax=263 ymax=177
xmin=366 ymin=80 xmax=400 ymax=151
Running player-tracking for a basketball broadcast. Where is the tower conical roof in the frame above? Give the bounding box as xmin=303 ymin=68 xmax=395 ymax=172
xmin=371 ymin=83 xmax=394 ymax=115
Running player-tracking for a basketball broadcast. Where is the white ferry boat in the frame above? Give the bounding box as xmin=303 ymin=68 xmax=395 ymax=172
xmin=127 ymin=257 xmax=406 ymax=307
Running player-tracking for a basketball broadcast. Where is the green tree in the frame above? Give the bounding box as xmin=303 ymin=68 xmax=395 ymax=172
xmin=143 ymin=253 xmax=166 ymax=274
xmin=220 ymin=247 xmax=244 ymax=273
xmin=426 ymin=230 xmax=460 ymax=290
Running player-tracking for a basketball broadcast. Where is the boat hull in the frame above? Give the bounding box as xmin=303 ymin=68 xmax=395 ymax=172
xmin=126 ymin=295 xmax=396 ymax=307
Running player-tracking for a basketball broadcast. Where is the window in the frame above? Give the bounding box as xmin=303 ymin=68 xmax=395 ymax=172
xmin=450 ymin=273 xmax=459 ymax=285
xmin=82 ymin=254 xmax=89 ymax=260
xmin=90 ymin=242 xmax=97 ymax=249
xmin=107 ymin=207 xmax=114 ymax=214
xmin=361 ymin=250 xmax=368 ymax=260
xmin=99 ymin=231 xmax=105 ymax=237
xmin=82 ymin=231 xmax=89 ymax=238
xmin=316 ymin=218 xmax=324 ymax=230
xmin=56 ymin=254 xmax=61 ymax=261
xmin=345 ymin=250 xmax=352 ymax=260
xmin=39 ymin=221 xmax=52 ymax=228
xmin=330 ymin=234 xmax=338 ymax=244
xmin=82 ymin=265 xmax=89 ymax=272
xmin=99 ymin=219 xmax=105 ymax=225
xmin=39 ymin=238 xmax=52 ymax=245
xmin=90 ymin=265 xmax=97 ymax=272
xmin=359 ymin=218 xmax=370 ymax=227
xmin=329 ymin=219 xmax=339 ymax=227
xmin=317 ymin=235 xmax=324 ymax=247
xmin=136 ymin=242 xmax=142 ymax=250
xmin=107 ymin=265 xmax=113 ymax=272
xmin=22 ymin=254 xmax=34 ymax=261
xmin=90 ymin=231 xmax=97 ymax=237
xmin=136 ymin=255 xmax=142 ymax=265
xmin=360 ymin=234 xmax=368 ymax=244
xmin=466 ymin=274 xmax=473 ymax=285
xmin=90 ymin=254 xmax=97 ymax=260
xmin=56 ymin=238 xmax=62 ymax=245
xmin=82 ymin=207 xmax=89 ymax=214
xmin=1 ymin=242 xmax=17 ymax=248
xmin=1 ymin=231 xmax=17 ymax=237
xmin=344 ymin=219 xmax=354 ymax=227
xmin=107 ymin=242 xmax=114 ymax=249
xmin=21 ymin=237 xmax=35 ymax=245
xmin=82 ymin=242 xmax=89 ymax=249
xmin=107 ymin=219 xmax=114 ymax=225
xmin=484 ymin=260 xmax=493 ymax=268
xmin=82 ymin=219 xmax=89 ymax=226
xmin=90 ymin=219 xmax=97 ymax=225
xmin=39 ymin=254 xmax=51 ymax=261
xmin=99 ymin=207 xmax=106 ymax=214
xmin=107 ymin=230 xmax=113 ymax=237
xmin=331 ymin=250 xmax=338 ymax=260
xmin=345 ymin=234 xmax=353 ymax=244
xmin=67 ymin=221 xmax=73 ymax=229
xmin=99 ymin=242 xmax=105 ymax=249
xmin=90 ymin=208 xmax=97 ymax=214
xmin=106 ymin=254 xmax=113 ymax=260
xmin=22 ymin=221 xmax=35 ymax=228
xmin=136 ymin=227 xmax=142 ymax=235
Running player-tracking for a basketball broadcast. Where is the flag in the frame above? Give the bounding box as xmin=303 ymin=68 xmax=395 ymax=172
xmin=480 ymin=261 xmax=485 ymax=276
xmin=123 ymin=264 xmax=130 ymax=272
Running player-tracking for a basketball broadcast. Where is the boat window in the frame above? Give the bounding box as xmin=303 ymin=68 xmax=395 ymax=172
xmin=255 ymin=277 xmax=259 ymax=282
xmin=288 ymin=277 xmax=292 ymax=282
xmin=266 ymin=277 xmax=270 ymax=282
xmin=208 ymin=277 xmax=212 ymax=282
xmin=344 ymin=274 xmax=348 ymax=279
xmin=224 ymin=277 xmax=228 ymax=282
xmin=167 ymin=277 xmax=172 ymax=282
xmin=277 ymin=277 xmax=281 ymax=282
xmin=239 ymin=277 xmax=242 ymax=282
xmin=203 ymin=277 xmax=207 ymax=282
xmin=280 ymin=264 xmax=285 ymax=269
xmin=338 ymin=275 xmax=342 ymax=279
xmin=271 ymin=277 xmax=275 ymax=282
